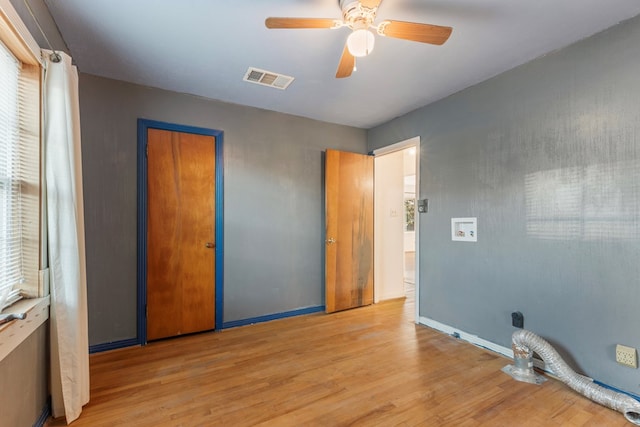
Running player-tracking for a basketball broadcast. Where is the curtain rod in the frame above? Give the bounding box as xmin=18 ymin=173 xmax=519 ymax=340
xmin=23 ymin=0 xmax=60 ymax=62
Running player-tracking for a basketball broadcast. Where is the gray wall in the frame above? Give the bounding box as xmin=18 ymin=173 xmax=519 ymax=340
xmin=0 ymin=326 xmax=48 ymax=427
xmin=368 ymin=15 xmax=640 ymax=394
xmin=79 ymin=74 xmax=367 ymax=345
xmin=8 ymin=0 xmax=68 ymax=54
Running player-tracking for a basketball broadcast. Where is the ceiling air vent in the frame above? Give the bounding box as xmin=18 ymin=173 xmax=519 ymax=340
xmin=243 ymin=67 xmax=294 ymax=90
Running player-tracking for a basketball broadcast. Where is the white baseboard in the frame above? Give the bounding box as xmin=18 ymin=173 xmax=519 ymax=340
xmin=377 ymin=292 xmax=407 ymax=303
xmin=418 ymin=316 xmax=555 ymax=374
xmin=419 ymin=316 xmax=513 ymax=358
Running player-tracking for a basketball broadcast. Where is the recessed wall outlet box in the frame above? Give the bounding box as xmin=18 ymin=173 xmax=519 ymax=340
xmin=451 ymin=217 xmax=477 ymax=242
xmin=616 ymin=344 xmax=638 ymax=368
xmin=511 ymin=311 xmax=524 ymax=328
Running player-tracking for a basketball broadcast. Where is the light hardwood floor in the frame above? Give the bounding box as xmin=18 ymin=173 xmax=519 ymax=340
xmin=48 ymin=296 xmax=630 ymax=426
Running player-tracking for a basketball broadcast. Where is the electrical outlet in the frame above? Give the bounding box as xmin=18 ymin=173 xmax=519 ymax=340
xmin=616 ymin=344 xmax=638 ymax=368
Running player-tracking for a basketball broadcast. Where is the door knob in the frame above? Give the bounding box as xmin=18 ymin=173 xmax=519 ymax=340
xmin=326 ymin=237 xmax=336 ymax=244
xmin=205 ymin=242 xmax=215 ymax=249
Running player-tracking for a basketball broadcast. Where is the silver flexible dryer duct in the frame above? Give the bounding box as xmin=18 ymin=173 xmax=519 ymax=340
xmin=504 ymin=329 xmax=640 ymax=425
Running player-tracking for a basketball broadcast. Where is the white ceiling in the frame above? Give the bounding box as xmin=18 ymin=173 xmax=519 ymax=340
xmin=44 ymin=0 xmax=640 ymax=129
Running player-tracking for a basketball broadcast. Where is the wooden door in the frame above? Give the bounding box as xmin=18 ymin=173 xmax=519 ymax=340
xmin=147 ymin=128 xmax=215 ymax=340
xmin=325 ymin=149 xmax=374 ymax=313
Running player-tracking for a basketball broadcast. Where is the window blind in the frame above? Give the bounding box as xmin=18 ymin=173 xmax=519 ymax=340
xmin=0 ymin=38 xmax=40 ymax=311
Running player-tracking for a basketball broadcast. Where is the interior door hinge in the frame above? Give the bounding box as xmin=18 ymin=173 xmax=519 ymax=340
xmin=146 ymin=144 xmax=148 ymax=157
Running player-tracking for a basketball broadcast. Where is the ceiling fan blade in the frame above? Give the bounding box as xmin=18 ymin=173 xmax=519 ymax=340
xmin=360 ymin=0 xmax=383 ymax=9
xmin=335 ymin=43 xmax=355 ymax=78
xmin=378 ymin=20 xmax=452 ymax=45
xmin=265 ymin=17 xmax=339 ymax=29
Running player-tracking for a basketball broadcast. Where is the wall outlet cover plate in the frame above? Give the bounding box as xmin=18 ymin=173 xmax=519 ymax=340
xmin=615 ymin=344 xmax=638 ymax=368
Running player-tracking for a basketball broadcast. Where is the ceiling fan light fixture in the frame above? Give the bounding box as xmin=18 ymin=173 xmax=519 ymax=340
xmin=347 ymin=29 xmax=375 ymax=57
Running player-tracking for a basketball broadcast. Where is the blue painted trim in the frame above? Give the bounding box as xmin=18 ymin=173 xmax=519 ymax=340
xmin=136 ymin=119 xmax=148 ymax=345
xmin=215 ymin=130 xmax=224 ymax=329
xmin=593 ymin=380 xmax=640 ymax=402
xmin=89 ymin=338 xmax=140 ymax=354
xmin=33 ymin=398 xmax=51 ymax=427
xmin=137 ymin=119 xmax=224 ymax=344
xmin=222 ymin=306 xmax=325 ymax=329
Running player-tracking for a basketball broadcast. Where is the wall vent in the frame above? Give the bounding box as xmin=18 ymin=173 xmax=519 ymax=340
xmin=243 ymin=67 xmax=294 ymax=90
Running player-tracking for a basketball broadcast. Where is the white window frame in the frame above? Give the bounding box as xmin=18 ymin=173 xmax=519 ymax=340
xmin=0 ymin=0 xmax=49 ymax=362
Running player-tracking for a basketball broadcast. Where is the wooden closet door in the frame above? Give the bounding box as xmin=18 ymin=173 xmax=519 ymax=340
xmin=146 ymin=128 xmax=215 ymax=340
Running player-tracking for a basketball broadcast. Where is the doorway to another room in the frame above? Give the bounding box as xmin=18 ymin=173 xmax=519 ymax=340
xmin=403 ymin=154 xmax=416 ymax=302
xmin=373 ymin=137 xmax=419 ymax=321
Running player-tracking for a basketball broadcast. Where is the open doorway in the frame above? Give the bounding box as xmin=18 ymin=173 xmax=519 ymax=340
xmin=373 ymin=137 xmax=419 ymax=321
xmin=403 ymin=148 xmax=416 ymax=302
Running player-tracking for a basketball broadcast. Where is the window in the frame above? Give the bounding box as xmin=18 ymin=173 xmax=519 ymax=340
xmin=0 ymin=37 xmax=41 ymax=311
xmin=404 ymin=198 xmax=415 ymax=232
xmin=0 ymin=0 xmax=46 ymax=364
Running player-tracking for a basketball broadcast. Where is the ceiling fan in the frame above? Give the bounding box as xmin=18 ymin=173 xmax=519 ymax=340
xmin=265 ymin=0 xmax=453 ymax=78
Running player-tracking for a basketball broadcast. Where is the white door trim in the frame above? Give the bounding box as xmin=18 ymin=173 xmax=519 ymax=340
xmin=373 ymin=136 xmax=420 ymax=324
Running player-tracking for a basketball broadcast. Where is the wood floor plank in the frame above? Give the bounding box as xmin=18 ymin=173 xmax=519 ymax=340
xmin=47 ymin=296 xmax=632 ymax=426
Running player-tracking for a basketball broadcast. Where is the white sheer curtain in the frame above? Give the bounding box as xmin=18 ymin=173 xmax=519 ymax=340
xmin=43 ymin=50 xmax=90 ymax=424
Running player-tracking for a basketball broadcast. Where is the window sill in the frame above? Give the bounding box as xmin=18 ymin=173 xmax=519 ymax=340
xmin=0 ymin=296 xmax=50 ymax=362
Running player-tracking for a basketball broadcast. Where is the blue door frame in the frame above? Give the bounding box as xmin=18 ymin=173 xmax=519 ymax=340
xmin=137 ymin=119 xmax=224 ymax=345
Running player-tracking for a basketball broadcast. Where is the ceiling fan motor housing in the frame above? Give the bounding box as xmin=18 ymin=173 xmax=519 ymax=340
xmin=340 ymin=0 xmax=378 ymax=29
